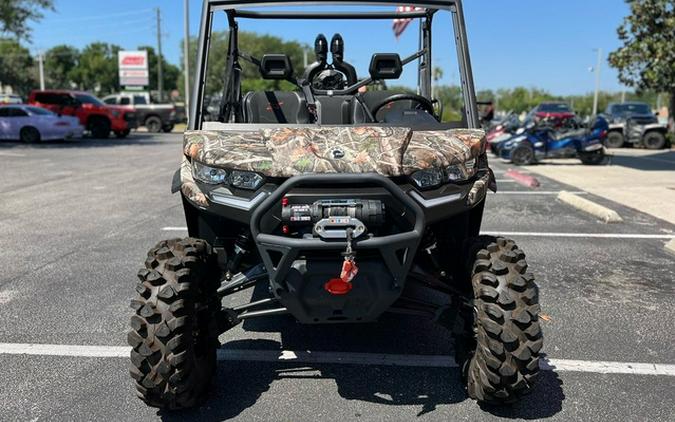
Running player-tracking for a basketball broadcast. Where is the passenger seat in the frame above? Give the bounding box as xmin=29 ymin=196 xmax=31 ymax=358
xmin=243 ymin=91 xmax=311 ymax=124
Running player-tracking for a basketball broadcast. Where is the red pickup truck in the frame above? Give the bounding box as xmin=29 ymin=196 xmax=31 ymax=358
xmin=28 ymin=90 xmax=137 ymax=138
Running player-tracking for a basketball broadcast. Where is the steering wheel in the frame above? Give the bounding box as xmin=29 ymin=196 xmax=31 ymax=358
xmin=370 ymin=94 xmax=436 ymax=122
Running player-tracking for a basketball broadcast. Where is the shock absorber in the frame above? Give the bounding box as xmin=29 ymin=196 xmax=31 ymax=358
xmin=226 ymin=232 xmax=252 ymax=279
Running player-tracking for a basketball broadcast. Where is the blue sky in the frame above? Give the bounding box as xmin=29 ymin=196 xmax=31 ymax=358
xmin=29 ymin=0 xmax=631 ymax=95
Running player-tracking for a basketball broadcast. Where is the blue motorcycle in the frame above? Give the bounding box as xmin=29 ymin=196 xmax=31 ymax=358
xmin=498 ymin=116 xmax=609 ymax=165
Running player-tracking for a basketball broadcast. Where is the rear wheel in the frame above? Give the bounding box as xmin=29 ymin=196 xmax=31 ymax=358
xmin=128 ymin=238 xmax=221 ymax=409
xmin=20 ymin=126 xmax=41 ymax=143
xmin=643 ymin=131 xmax=666 ymax=150
xmin=605 ymin=131 xmax=624 ymax=148
xmin=145 ymin=116 xmax=162 ymax=133
xmin=455 ymin=236 xmax=542 ymax=404
xmin=510 ymin=144 xmax=535 ymax=166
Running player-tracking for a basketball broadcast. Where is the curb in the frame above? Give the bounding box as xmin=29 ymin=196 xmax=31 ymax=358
xmin=505 ymin=169 xmax=540 ymax=188
xmin=557 ymin=191 xmax=623 ymax=223
xmin=665 ymin=239 xmax=675 ymax=256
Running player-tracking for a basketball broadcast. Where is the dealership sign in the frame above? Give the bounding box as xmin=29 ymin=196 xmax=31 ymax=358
xmin=118 ymin=51 xmax=149 ymax=87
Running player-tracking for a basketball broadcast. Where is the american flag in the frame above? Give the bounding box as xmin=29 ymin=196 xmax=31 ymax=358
xmin=392 ymin=6 xmax=423 ymax=39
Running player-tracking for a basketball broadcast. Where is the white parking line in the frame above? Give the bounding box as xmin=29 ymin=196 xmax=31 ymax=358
xmin=481 ymin=231 xmax=675 ymax=240
xmin=0 ymin=343 xmax=673 ymax=376
xmin=0 ymin=151 xmax=27 ymax=157
xmin=162 ymin=226 xmax=188 ymax=231
xmin=489 ymin=191 xmax=588 ymax=195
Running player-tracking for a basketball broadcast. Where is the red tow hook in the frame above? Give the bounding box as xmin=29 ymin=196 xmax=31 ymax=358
xmin=325 ymin=257 xmax=359 ymax=295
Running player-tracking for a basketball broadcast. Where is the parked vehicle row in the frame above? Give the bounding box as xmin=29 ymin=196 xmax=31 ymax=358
xmin=27 ymin=90 xmax=137 ymax=139
xmin=492 ymin=116 xmax=609 ymax=165
xmin=0 ymin=104 xmax=84 ymax=142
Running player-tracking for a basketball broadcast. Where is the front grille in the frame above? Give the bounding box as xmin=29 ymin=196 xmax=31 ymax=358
xmin=124 ymin=112 xmax=137 ymax=122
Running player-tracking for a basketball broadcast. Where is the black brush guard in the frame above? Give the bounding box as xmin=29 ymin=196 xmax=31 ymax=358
xmin=250 ymin=173 xmax=425 ymax=323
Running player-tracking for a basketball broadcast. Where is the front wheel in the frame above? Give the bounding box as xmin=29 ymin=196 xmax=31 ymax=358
xmin=20 ymin=126 xmax=41 ymax=143
xmin=643 ymin=131 xmax=666 ymax=150
xmin=162 ymin=124 xmax=175 ymax=133
xmin=455 ymin=236 xmax=543 ymax=404
xmin=90 ymin=118 xmax=111 ymax=139
xmin=510 ymin=144 xmax=535 ymax=166
xmin=128 ymin=238 xmax=221 ymax=409
xmin=579 ymin=149 xmax=605 ymax=165
xmin=605 ymin=131 xmax=624 ymax=148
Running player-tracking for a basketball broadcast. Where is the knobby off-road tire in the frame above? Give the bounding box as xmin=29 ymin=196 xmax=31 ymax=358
xmin=455 ymin=236 xmax=543 ymax=404
xmin=128 ymin=238 xmax=221 ymax=409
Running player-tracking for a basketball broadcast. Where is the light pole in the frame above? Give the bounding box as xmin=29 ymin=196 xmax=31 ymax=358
xmin=592 ymin=48 xmax=602 ymax=116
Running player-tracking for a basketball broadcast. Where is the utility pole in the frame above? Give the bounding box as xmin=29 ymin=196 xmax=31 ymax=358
xmin=183 ymin=0 xmax=190 ymax=113
xmin=592 ymin=48 xmax=602 ymax=116
xmin=621 ymin=91 xmax=626 ymax=104
xmin=38 ymin=52 xmax=45 ymax=90
xmin=156 ymin=7 xmax=164 ymax=102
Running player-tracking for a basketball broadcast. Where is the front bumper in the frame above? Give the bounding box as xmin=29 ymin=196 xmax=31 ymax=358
xmin=250 ymin=173 xmax=425 ymax=323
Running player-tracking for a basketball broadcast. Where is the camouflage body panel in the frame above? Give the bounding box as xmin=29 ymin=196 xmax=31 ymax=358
xmin=183 ymin=127 xmax=486 ymax=177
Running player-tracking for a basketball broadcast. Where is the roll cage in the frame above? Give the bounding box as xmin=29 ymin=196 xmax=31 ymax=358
xmin=189 ymin=0 xmax=479 ymax=129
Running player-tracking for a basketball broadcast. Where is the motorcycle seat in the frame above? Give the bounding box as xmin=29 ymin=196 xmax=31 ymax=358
xmin=550 ymin=128 xmax=587 ymax=141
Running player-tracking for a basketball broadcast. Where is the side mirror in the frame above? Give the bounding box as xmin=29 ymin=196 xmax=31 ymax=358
xmin=259 ymin=54 xmax=294 ymax=80
xmin=369 ymin=53 xmax=403 ymax=80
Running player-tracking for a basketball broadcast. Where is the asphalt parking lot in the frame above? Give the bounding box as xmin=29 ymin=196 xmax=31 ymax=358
xmin=0 ymin=133 xmax=674 ymax=421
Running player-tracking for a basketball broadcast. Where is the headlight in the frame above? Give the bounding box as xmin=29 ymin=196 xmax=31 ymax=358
xmin=192 ymin=162 xmax=264 ymax=190
xmin=111 ymin=110 xmax=121 ymax=118
xmin=410 ymin=159 xmax=477 ymax=189
xmin=410 ymin=168 xmax=444 ymax=189
xmin=446 ymin=158 xmax=476 ymax=182
xmin=193 ymin=161 xmax=228 ymax=184
xmin=231 ymin=170 xmax=264 ymax=190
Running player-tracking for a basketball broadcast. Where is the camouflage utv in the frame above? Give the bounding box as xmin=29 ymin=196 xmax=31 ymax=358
xmin=129 ymin=0 xmax=543 ymax=409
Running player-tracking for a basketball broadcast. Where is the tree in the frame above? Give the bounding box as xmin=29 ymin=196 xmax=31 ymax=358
xmin=608 ymin=0 xmax=675 ymax=131
xmin=69 ymin=42 xmax=121 ymax=95
xmin=0 ymin=0 xmax=53 ymax=39
xmin=0 ymin=38 xmax=36 ymax=95
xmin=138 ymin=45 xmax=181 ymax=93
xmin=44 ymin=45 xmax=79 ymax=89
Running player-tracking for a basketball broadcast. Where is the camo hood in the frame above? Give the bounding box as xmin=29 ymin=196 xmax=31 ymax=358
xmin=183 ymin=126 xmax=486 ymax=177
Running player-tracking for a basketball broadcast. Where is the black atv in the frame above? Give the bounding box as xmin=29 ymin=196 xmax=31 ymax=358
xmin=128 ymin=0 xmax=543 ymax=410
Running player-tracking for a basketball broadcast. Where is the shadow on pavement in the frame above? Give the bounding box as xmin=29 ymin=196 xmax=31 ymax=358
xmin=608 ymin=150 xmax=675 ymax=171
xmin=157 ymin=340 xmax=563 ymax=421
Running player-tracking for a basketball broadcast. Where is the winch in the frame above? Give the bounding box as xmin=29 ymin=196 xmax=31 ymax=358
xmin=281 ymin=199 xmax=385 ymax=239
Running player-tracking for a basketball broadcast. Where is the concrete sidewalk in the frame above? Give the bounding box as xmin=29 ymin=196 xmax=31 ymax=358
xmin=525 ymin=149 xmax=675 ymax=225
